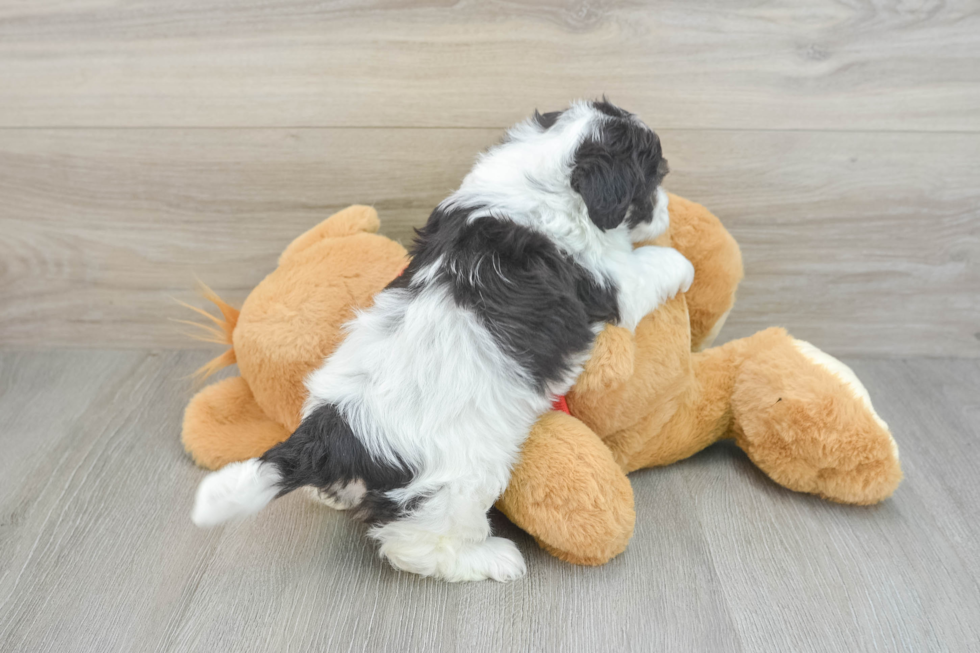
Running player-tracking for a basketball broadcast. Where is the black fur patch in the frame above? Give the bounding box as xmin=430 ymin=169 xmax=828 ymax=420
xmin=399 ymin=206 xmax=619 ymax=391
xmin=260 ymin=404 xmax=414 ymax=524
xmin=384 ymin=266 xmax=412 ymax=290
xmin=591 ymin=99 xmax=630 ymax=119
xmin=571 ymin=103 xmax=668 ymax=231
xmin=533 ymin=109 xmax=563 ymax=130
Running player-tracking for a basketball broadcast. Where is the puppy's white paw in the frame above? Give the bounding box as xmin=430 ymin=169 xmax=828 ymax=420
xmin=632 ymin=245 xmax=695 ymax=298
xmin=452 ymin=537 xmax=527 ymax=582
xmin=479 ymin=537 xmax=528 ymax=582
xmin=664 ymin=247 xmax=695 ymax=296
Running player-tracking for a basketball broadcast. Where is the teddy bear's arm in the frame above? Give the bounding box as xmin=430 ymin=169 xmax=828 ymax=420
xmin=574 ymin=325 xmax=637 ymax=395
xmin=665 ymin=193 xmax=743 ymax=351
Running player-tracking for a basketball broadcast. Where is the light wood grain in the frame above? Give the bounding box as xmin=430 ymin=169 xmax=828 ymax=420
xmin=0 ymin=1 xmax=977 ymax=131
xmin=0 ymin=0 xmax=977 ymax=353
xmin=1 ymin=351 xmax=978 ymax=652
xmin=678 ymin=359 xmax=980 ymax=651
xmin=1 ymin=127 xmax=977 ymax=355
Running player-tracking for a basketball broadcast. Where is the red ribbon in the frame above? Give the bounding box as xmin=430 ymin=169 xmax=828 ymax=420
xmin=551 ymin=395 xmax=571 ymax=415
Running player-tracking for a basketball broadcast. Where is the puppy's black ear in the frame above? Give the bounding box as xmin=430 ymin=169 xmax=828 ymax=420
xmin=572 ymin=116 xmax=666 ymax=231
xmin=570 ymin=139 xmax=642 ymax=231
xmin=533 ymin=109 xmax=563 ymax=130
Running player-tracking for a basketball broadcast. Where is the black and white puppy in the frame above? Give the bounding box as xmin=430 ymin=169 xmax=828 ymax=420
xmin=191 ymin=100 xmax=694 ymax=582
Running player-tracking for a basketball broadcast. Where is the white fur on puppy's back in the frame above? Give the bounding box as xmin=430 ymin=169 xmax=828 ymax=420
xmin=191 ymin=459 xmax=281 ymax=527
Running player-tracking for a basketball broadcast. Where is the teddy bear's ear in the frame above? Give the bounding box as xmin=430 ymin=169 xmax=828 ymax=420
xmin=279 ymin=205 xmax=380 ymax=265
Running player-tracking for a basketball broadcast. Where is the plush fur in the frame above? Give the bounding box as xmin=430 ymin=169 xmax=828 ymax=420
xmin=182 ymin=197 xmax=902 ymax=570
xmin=190 ymin=102 xmax=694 ymax=582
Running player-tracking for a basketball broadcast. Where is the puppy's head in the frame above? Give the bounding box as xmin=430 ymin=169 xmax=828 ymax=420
xmin=565 ymin=101 xmax=669 ymax=235
xmin=454 ymin=100 xmax=668 ymax=241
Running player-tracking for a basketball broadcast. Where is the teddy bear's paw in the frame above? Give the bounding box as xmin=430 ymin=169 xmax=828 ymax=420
xmin=731 ymin=330 xmax=903 ymax=505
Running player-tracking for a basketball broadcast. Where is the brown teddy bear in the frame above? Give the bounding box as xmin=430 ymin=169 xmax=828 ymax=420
xmin=181 ymin=199 xmax=902 ymax=566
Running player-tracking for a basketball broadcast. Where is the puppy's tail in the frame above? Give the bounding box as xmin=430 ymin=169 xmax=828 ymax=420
xmin=191 ymin=405 xmax=343 ymax=528
xmin=191 ymin=458 xmax=283 ymax=527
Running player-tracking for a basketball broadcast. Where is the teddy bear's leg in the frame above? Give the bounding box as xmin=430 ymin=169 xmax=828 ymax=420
xmin=278 ymin=205 xmax=382 ymax=265
xmin=618 ymin=328 xmax=902 ymax=507
xmin=729 ymin=328 xmax=902 ymax=504
xmin=496 ymin=412 xmax=636 ymax=566
xmin=182 ymin=376 xmax=291 ymax=470
xmin=665 ymin=193 xmax=744 ymax=351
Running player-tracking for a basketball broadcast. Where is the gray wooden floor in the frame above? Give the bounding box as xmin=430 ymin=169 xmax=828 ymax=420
xmin=1 ymin=350 xmax=978 ymax=652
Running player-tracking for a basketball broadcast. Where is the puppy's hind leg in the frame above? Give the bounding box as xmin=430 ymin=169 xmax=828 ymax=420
xmin=371 ymin=487 xmax=526 ymax=582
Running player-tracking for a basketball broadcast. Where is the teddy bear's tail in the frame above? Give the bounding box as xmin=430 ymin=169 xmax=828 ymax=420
xmin=174 ymin=282 xmax=240 ymax=379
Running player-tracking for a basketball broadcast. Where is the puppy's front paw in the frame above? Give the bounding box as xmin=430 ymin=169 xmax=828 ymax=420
xmin=664 ymin=247 xmax=695 ymax=297
xmin=616 ymin=245 xmax=696 ymax=331
xmin=632 ymin=246 xmax=695 ymax=297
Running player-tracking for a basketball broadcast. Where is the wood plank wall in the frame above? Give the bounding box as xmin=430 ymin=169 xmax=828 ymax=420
xmin=0 ymin=1 xmax=977 ymax=355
